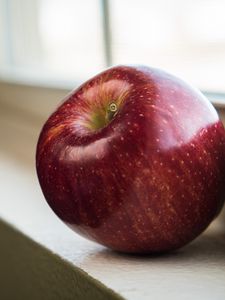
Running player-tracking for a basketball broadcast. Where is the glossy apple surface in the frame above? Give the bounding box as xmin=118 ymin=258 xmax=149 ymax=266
xmin=36 ymin=65 xmax=225 ymax=253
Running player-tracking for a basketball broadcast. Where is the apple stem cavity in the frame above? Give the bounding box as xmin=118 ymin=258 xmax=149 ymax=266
xmin=88 ymin=101 xmax=119 ymax=132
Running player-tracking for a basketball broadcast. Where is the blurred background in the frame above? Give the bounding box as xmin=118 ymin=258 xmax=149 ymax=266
xmin=0 ymin=0 xmax=225 ymax=91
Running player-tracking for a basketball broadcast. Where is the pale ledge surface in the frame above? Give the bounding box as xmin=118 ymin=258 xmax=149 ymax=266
xmin=0 ymin=152 xmax=225 ymax=300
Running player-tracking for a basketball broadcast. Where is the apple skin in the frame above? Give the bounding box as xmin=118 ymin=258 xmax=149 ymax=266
xmin=36 ymin=65 xmax=225 ymax=253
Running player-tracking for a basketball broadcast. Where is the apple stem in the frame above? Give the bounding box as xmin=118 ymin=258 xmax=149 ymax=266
xmin=107 ymin=102 xmax=118 ymax=122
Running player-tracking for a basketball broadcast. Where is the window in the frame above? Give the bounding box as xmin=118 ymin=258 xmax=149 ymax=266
xmin=0 ymin=0 xmax=105 ymax=83
xmin=110 ymin=0 xmax=225 ymax=92
xmin=1 ymin=0 xmax=225 ymax=92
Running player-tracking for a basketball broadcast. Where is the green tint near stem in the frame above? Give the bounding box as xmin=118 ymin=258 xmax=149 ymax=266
xmin=89 ymin=102 xmax=118 ymax=131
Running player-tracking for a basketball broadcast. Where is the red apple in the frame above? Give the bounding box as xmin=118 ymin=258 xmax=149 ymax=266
xmin=36 ymin=65 xmax=225 ymax=253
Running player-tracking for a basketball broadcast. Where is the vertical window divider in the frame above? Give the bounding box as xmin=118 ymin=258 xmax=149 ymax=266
xmin=101 ymin=0 xmax=113 ymax=67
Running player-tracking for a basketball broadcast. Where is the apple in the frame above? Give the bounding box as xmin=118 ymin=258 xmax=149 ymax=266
xmin=36 ymin=65 xmax=225 ymax=253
